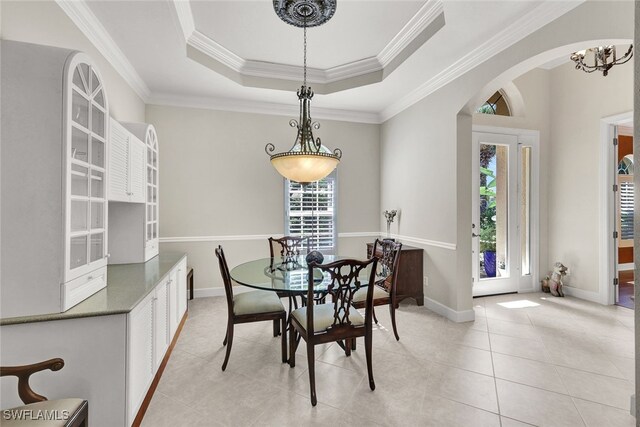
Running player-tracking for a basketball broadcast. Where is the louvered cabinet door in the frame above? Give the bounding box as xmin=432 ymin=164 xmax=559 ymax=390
xmin=108 ymin=118 xmax=130 ymax=202
xmin=127 ymin=292 xmax=154 ymax=425
xmin=129 ymin=136 xmax=146 ymax=203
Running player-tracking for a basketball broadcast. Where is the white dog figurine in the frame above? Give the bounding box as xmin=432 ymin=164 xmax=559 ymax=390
xmin=549 ymin=262 xmax=568 ymax=297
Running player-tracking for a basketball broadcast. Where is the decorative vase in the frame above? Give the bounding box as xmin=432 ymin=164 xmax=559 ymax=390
xmin=483 ymin=251 xmax=496 ymax=277
xmin=306 ymin=250 xmax=324 ymax=265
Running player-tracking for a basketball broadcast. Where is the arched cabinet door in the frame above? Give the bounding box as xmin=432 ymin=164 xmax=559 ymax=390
xmin=145 ymin=125 xmax=159 ymax=260
xmin=64 ymin=53 xmax=109 ymax=284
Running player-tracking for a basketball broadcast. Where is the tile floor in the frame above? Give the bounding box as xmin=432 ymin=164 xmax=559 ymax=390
xmin=143 ymin=292 xmax=636 ymax=426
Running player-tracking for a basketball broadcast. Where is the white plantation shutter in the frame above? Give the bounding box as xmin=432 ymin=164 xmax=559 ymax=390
xmin=620 ymin=179 xmax=634 ymax=241
xmin=285 ymin=171 xmax=337 ymax=255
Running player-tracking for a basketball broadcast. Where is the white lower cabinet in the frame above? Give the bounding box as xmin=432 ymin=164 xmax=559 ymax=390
xmin=127 ymin=292 xmax=154 ymax=425
xmin=126 ymin=260 xmax=187 ymax=425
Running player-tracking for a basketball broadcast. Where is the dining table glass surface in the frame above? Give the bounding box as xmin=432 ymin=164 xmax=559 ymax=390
xmin=229 ymin=255 xmax=373 ymax=295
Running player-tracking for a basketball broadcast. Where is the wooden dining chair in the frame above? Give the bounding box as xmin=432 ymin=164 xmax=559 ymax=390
xmin=268 ymin=236 xmax=310 ymax=259
xmin=215 ymin=245 xmax=287 ymax=371
xmin=1 ymin=358 xmax=88 ymax=426
xmin=352 ymin=239 xmax=403 ymax=340
xmin=289 ymin=257 xmax=378 ymax=406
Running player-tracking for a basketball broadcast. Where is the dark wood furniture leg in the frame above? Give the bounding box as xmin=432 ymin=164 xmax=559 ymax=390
xmin=187 ymin=267 xmax=194 ymax=300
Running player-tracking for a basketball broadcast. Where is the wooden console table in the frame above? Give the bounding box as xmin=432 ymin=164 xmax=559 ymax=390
xmin=366 ymin=242 xmax=424 ymax=306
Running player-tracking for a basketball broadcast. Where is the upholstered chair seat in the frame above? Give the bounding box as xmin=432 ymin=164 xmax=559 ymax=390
xmin=291 ymin=303 xmax=364 ymax=332
xmin=2 ymin=399 xmax=86 ymax=427
xmin=352 ymin=286 xmax=388 ymax=303
xmin=233 ymin=290 xmax=285 ymax=316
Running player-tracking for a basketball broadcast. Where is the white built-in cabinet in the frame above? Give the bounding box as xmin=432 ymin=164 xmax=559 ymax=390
xmin=108 ymin=122 xmax=160 ymax=264
xmin=1 ymin=40 xmax=109 ymax=317
xmin=108 ymin=119 xmax=145 ymax=203
xmin=127 ymin=258 xmax=186 ymax=425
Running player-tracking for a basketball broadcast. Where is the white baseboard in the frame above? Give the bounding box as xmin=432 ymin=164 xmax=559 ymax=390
xmin=618 ymin=263 xmax=634 ymax=271
xmin=561 ymin=286 xmax=602 ymax=304
xmin=424 ymin=296 xmax=475 ymax=323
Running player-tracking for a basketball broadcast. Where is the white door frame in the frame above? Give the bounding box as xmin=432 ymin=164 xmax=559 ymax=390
xmin=600 ymin=111 xmax=633 ymax=305
xmin=472 ymin=125 xmax=540 ymax=296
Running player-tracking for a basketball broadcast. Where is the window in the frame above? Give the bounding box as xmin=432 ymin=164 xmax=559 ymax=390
xmin=285 ymin=171 xmax=337 ymax=254
xmin=477 ymin=90 xmax=511 ymax=116
xmin=618 ymin=154 xmax=634 ymax=243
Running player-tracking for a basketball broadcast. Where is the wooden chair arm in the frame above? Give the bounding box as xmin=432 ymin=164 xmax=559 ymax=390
xmin=0 ymin=358 xmax=64 ymax=404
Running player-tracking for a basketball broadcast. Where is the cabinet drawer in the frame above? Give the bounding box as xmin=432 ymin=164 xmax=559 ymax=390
xmin=61 ymin=267 xmax=107 ymax=311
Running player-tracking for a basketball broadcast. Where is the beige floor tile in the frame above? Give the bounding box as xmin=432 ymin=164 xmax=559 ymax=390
xmin=425 ymin=363 xmax=498 ymax=413
xmin=433 ymin=344 xmax=494 ymax=376
xmin=143 ymin=293 xmax=634 ymax=426
xmin=419 ymin=394 xmax=500 ymax=426
xmin=489 ymin=333 xmax=550 ymax=362
xmin=487 ymin=318 xmax=541 ymax=341
xmin=556 ymin=366 xmax=634 ymax=410
xmin=573 ymin=397 xmax=636 ymax=427
xmin=292 ymin=360 xmax=366 ymax=410
xmin=496 ymin=379 xmax=585 ymax=426
xmin=492 ymin=353 xmax=566 ymax=394
xmin=500 ymin=416 xmax=536 ymax=426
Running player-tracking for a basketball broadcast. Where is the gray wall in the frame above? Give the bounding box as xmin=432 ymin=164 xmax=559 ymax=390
xmin=146 ymin=105 xmax=381 ymax=293
xmin=380 ymin=1 xmax=634 ymax=316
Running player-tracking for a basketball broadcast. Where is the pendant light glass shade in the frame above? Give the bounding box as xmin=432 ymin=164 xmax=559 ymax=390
xmin=270 ymin=146 xmax=340 ymax=184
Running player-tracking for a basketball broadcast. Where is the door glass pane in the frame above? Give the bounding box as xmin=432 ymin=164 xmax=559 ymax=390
xmin=72 ymin=90 xmax=89 ymax=128
xmin=91 ymin=201 xmax=104 ymax=229
xmin=520 ymin=146 xmax=531 ymax=275
xmin=479 ymin=143 xmax=508 ymax=279
xmin=90 ymin=233 xmax=104 ymax=262
xmin=72 ymin=127 xmax=89 ymax=162
xmin=70 ymin=235 xmax=87 ymax=270
xmin=91 ymin=137 xmax=104 ymax=168
xmin=91 ymin=105 xmax=105 ymax=137
xmin=91 ymin=171 xmax=104 ymax=198
xmin=71 ymin=164 xmax=88 ymax=197
xmin=71 ymin=200 xmax=88 ymax=232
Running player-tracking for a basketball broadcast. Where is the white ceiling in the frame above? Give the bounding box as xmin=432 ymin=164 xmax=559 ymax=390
xmin=80 ymin=0 xmax=583 ymax=123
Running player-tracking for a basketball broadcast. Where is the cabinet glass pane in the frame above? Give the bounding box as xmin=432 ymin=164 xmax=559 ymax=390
xmin=91 ymin=171 xmax=104 ymax=198
xmin=147 ymin=187 xmax=152 ymax=203
xmin=71 ymin=200 xmax=88 ymax=232
xmin=72 ymin=90 xmax=89 ymax=128
xmin=90 ymin=69 xmax=99 ymax=93
xmin=94 ymin=89 xmax=105 ymax=108
xmin=153 ymin=169 xmax=157 ymax=186
xmin=90 ymin=233 xmax=104 ymax=262
xmin=147 ymin=205 xmax=152 ymax=221
xmin=147 ymin=224 xmax=152 ymax=241
xmin=71 ymin=164 xmax=88 ymax=197
xmin=73 ymin=68 xmax=85 ymax=92
xmin=91 ymin=137 xmax=104 ymax=168
xmin=152 ymin=223 xmax=157 ymax=239
xmin=78 ymin=64 xmax=90 ymax=92
xmin=147 ymin=167 xmax=152 ymax=184
xmin=70 ymin=235 xmax=87 ymax=270
xmin=91 ymin=201 xmax=104 ymax=229
xmin=91 ymin=105 xmax=105 ymax=137
xmin=72 ymin=127 xmax=89 ymax=163
xmin=152 ymin=150 xmax=157 ymax=168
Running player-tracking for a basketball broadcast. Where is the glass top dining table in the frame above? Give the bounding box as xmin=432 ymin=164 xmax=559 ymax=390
xmin=229 ymin=255 xmax=372 ymax=295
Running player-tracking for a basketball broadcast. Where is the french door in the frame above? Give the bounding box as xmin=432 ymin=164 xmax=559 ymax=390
xmin=472 ymin=130 xmax=538 ymax=297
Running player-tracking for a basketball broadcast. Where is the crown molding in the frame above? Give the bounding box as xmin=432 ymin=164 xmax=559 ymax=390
xmin=56 ymin=0 xmax=150 ymax=102
xmin=380 ymin=0 xmax=584 ymax=122
xmin=377 ymin=0 xmax=444 ymax=67
xmin=173 ymin=0 xmax=444 ymax=91
xmin=147 ymin=92 xmax=382 ymax=124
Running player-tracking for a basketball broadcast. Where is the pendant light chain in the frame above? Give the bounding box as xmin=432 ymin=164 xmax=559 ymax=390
xmin=303 ymin=16 xmax=307 ymax=87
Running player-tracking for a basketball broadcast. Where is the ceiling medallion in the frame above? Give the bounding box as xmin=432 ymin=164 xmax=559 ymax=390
xmin=570 ymin=45 xmax=633 ymax=77
xmin=273 ymin=0 xmax=337 ymax=28
xmin=265 ymin=0 xmax=341 ymax=184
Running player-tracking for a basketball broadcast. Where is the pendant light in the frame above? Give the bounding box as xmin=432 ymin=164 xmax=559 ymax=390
xmin=265 ymin=0 xmax=341 ymax=185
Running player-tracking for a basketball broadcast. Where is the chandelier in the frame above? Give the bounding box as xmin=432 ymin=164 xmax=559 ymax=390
xmin=265 ymin=0 xmax=341 ymax=185
xmin=570 ymin=45 xmax=633 ymax=77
